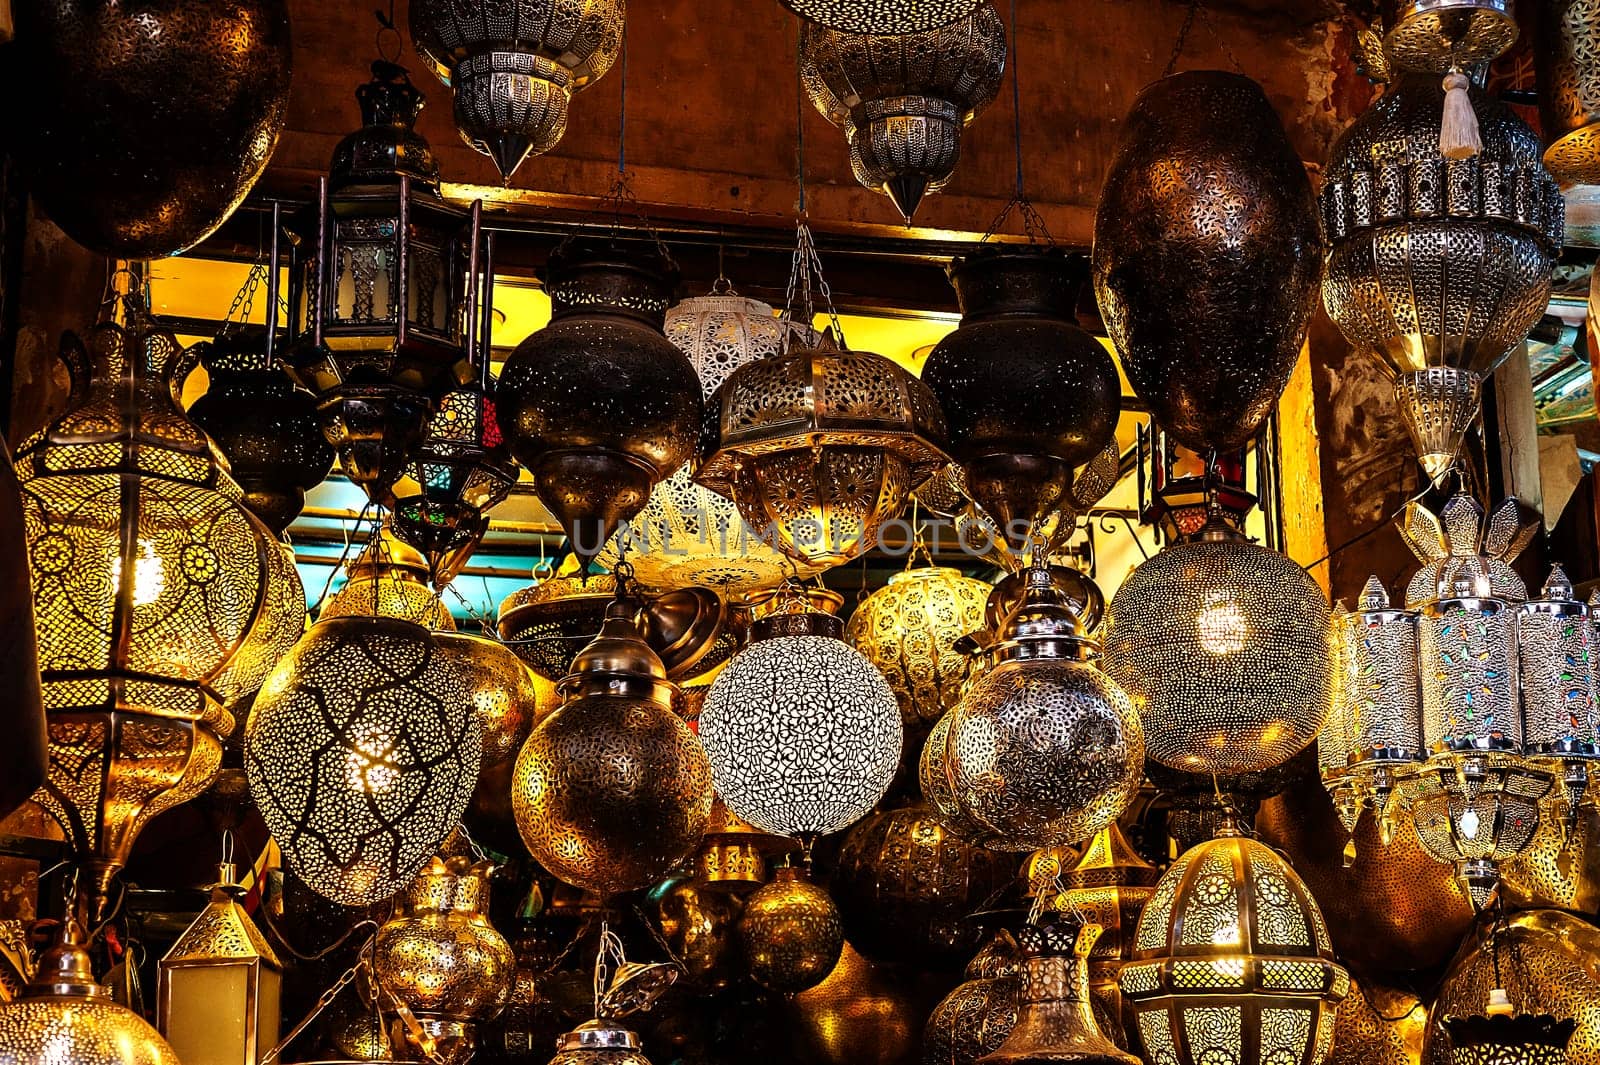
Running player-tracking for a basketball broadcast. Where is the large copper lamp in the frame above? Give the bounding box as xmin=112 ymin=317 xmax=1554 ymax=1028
xmin=776 ymin=0 xmax=983 ymax=34
xmin=18 ymin=288 xmax=306 ymax=919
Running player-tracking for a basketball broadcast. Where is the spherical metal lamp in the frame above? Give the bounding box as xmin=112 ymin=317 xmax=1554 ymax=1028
xmin=1121 ymin=817 xmax=1350 ymax=1065
xmin=595 ymin=287 xmax=820 ymax=593
xmin=410 ymin=0 xmax=624 ymax=182
xmin=18 ymin=292 xmax=307 ymax=920
xmin=737 ymin=866 xmax=845 ymax=995
xmin=800 ymin=4 xmax=1006 ymax=221
xmin=699 ymin=588 xmax=903 ymax=845
xmin=925 ymin=932 xmax=1024 ymax=1065
xmin=245 ymin=616 xmax=480 ymax=905
xmin=777 ymin=0 xmax=984 ymax=36
xmin=1103 ymin=514 xmax=1334 ymax=776
xmin=511 ymin=591 xmax=713 ymax=897
xmin=846 ymin=566 xmax=990 ymax=726
xmin=943 ymin=565 xmax=1145 ymax=851
xmin=322 ymin=529 xmax=457 ymax=630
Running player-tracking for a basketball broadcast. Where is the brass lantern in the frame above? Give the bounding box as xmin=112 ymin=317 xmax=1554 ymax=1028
xmin=925 ymin=932 xmax=1025 ymax=1065
xmin=322 ymin=529 xmax=457 ymax=629
xmin=1320 ymin=70 xmax=1563 ymax=478
xmin=497 ymin=239 xmax=703 ymax=570
xmin=499 ymin=573 xmax=617 ymax=680
xmin=1535 ymin=0 xmax=1600 ymax=185
xmin=17 ymin=291 xmax=307 ymax=920
xmin=157 ymin=860 xmax=283 ymax=1065
xmin=288 ymin=61 xmax=483 ymax=504
xmin=245 ymin=616 xmax=481 ymax=905
xmin=846 ymin=566 xmax=990 ymax=725
xmin=776 ymin=0 xmax=984 ymax=35
xmin=594 ymin=288 xmax=821 ymax=594
xmin=410 ymin=0 xmax=624 ymax=182
xmin=372 ymin=854 xmax=516 ymax=1065
xmin=737 ymin=866 xmax=844 ymax=995
xmin=800 ymin=4 xmax=1006 ymax=221
xmin=0 ymin=922 xmax=180 ymax=1065
xmin=1120 ymin=817 xmax=1350 ymax=1065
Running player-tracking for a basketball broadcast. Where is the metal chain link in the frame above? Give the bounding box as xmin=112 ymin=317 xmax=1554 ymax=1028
xmin=260 ymin=937 xmax=375 ymax=1065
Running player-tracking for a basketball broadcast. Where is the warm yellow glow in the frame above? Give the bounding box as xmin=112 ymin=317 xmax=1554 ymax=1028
xmin=345 ymin=726 xmax=401 ymax=794
xmin=1195 ymin=592 xmax=1248 ymax=655
xmin=109 ymin=539 xmax=167 ymax=607
xmin=1212 ymin=923 xmax=1242 ymax=946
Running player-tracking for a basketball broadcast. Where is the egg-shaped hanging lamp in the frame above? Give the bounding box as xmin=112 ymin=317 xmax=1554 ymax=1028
xmin=846 ymin=566 xmax=991 ymax=726
xmin=777 ymin=0 xmax=984 ymax=35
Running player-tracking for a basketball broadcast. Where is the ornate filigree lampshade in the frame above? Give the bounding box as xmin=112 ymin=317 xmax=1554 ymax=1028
xmin=1103 ymin=514 xmax=1333 ymax=776
xmin=1120 ymin=817 xmax=1350 ymax=1065
xmin=1536 ymin=0 xmax=1600 ymax=185
xmin=498 ymin=239 xmax=702 ymax=570
xmin=1400 ymin=488 xmax=1540 ymax=610
xmin=0 ymin=922 xmax=180 ymax=1065
xmin=925 ymin=932 xmax=1024 ymax=1065
xmin=1516 ymin=566 xmax=1599 ymax=829
xmin=846 ymin=566 xmax=990 ymax=726
xmin=288 ymin=61 xmax=483 ymax=504
xmin=1320 ymin=71 xmax=1563 ymax=478
xmin=1379 ymin=0 xmax=1519 ymax=74
xmin=322 ymin=529 xmax=457 ymax=629
xmin=800 ymin=4 xmax=1006 ymax=221
xmin=18 ymin=291 xmax=306 ymax=919
xmin=737 ymin=866 xmax=845 ymax=995
xmin=245 ymin=616 xmax=480 ymax=905
xmin=942 ymin=564 xmax=1144 ymax=851
xmin=410 ymin=0 xmax=623 ymax=182
xmin=499 ymin=573 xmax=617 ymax=680
xmin=776 ymin=0 xmax=984 ymax=35
xmin=596 ymin=288 xmax=820 ymax=592
xmin=699 ymin=588 xmax=903 ymax=845
xmin=511 ymin=591 xmax=713 ymax=896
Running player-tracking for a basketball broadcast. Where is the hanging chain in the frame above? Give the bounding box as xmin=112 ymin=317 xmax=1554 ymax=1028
xmin=592 ymin=920 xmax=627 ymax=1018
xmin=782 ymin=220 xmax=844 ymax=345
xmin=1163 ymin=0 xmax=1243 ymax=77
xmin=981 ymin=0 xmax=1055 ymax=244
xmin=260 ymin=937 xmax=377 ymax=1065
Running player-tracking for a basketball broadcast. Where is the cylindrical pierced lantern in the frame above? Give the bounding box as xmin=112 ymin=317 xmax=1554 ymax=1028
xmin=1517 ymin=566 xmax=1600 ymax=827
xmin=776 ymin=0 xmax=985 ymax=35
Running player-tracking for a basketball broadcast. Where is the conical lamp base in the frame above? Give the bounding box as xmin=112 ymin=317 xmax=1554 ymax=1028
xmin=1395 ymin=367 xmax=1483 ymax=482
xmin=319 ymin=386 xmax=434 ymax=506
xmin=886 ymin=174 xmax=932 ymax=224
xmin=532 ymin=450 xmax=656 ymax=570
xmin=484 ymin=134 xmax=536 ymax=186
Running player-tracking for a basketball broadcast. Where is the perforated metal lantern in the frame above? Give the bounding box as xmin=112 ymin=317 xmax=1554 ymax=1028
xmin=846 ymin=567 xmax=990 ymax=725
xmin=288 ymin=62 xmax=483 ymax=504
xmin=696 ymin=342 xmax=950 ymax=569
xmin=323 ymin=530 xmax=457 ymax=629
xmin=1320 ymin=73 xmax=1563 ymax=479
xmin=410 ymin=0 xmax=623 ymax=182
xmin=925 ymin=932 xmax=1024 ymax=1065
xmin=1380 ymin=0 xmax=1520 ymax=74
xmin=944 ymin=565 xmax=1144 ymax=852
xmin=1400 ymin=493 xmax=1538 ymax=609
xmin=737 ymin=866 xmax=844 ymax=995
xmin=1104 ymin=517 xmax=1332 ymax=776
xmin=1094 ymin=71 xmax=1322 ymax=454
xmin=777 ymin=0 xmax=983 ymax=33
xmin=498 ymin=240 xmax=702 ymax=570
xmin=1120 ymin=820 xmax=1350 ymax=1065
xmin=1536 ymin=0 xmax=1600 ymax=185
xmin=18 ymin=295 xmax=307 ymax=919
xmin=1401 ymin=756 xmax=1552 ymax=909
xmin=595 ymin=290 xmax=820 ymax=593
xmin=800 ymin=5 xmax=1006 ymax=221
xmin=924 ymin=247 xmax=1122 ymax=545
xmin=1330 ymin=978 xmax=1427 ymax=1065
xmin=1517 ymin=566 xmax=1600 ymax=828
xmin=1444 ymin=1014 xmax=1577 ymax=1065
xmin=511 ymin=595 xmax=713 ymax=896
xmin=700 ymin=596 xmax=903 ymax=842
xmin=245 ymin=616 xmax=480 ymax=905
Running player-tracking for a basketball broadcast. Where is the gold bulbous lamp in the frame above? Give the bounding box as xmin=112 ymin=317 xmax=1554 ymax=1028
xmin=699 ymin=586 xmax=903 ymax=845
xmin=511 ymin=588 xmax=713 ymax=896
xmin=1121 ymin=816 xmax=1349 ymax=1065
xmin=925 ymin=932 xmax=1025 ymax=1065
xmin=776 ymin=0 xmax=984 ymax=35
xmin=373 ymin=854 xmax=515 ymax=1065
xmin=0 ymin=922 xmax=180 ymax=1065
xmin=1103 ymin=511 xmax=1333 ymax=775
xmin=18 ymin=289 xmax=307 ymax=919
xmin=245 ymin=616 xmax=481 ymax=905
xmin=800 ymin=4 xmax=1006 ymax=221
xmin=737 ymin=865 xmax=844 ymax=995
xmin=322 ymin=528 xmax=457 ymax=629
xmin=846 ymin=566 xmax=990 ymax=726
xmin=943 ymin=564 xmax=1145 ymax=851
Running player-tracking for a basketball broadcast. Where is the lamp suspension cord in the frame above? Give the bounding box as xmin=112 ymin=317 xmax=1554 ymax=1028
xmin=618 ymin=19 xmax=629 ymax=177
xmin=1009 ymin=0 xmax=1024 ymax=201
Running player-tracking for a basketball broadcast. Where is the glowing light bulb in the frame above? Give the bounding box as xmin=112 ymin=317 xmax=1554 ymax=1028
xmin=345 ymin=726 xmax=400 ymax=794
xmin=1195 ymin=591 xmax=1248 ymax=655
xmin=108 ymin=539 xmax=166 ymax=607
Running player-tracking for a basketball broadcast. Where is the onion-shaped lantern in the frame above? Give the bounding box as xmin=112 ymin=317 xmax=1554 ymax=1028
xmin=1120 ymin=817 xmax=1350 ymax=1065
xmin=924 ymin=246 xmax=1121 ymax=544
xmin=1103 ymin=513 xmax=1334 ymax=776
xmin=738 ymin=866 xmax=845 ymax=995
xmin=323 ymin=529 xmax=458 ymax=629
xmin=830 ymin=801 xmax=1015 ymax=966
xmin=287 ymin=61 xmax=484 ymax=505
xmin=511 ymin=591 xmax=713 ymax=896
xmin=925 ymin=932 xmax=1025 ymax=1065
xmin=846 ymin=566 xmax=990 ymax=725
xmin=697 ymin=340 xmax=949 ymax=569
xmin=12 ymin=0 xmax=290 ymax=259
xmin=1094 ymin=71 xmax=1322 ymax=454
xmin=498 ymin=239 xmax=702 ymax=570
xmin=410 ymin=0 xmax=624 ymax=182
xmin=777 ymin=0 xmax=984 ymax=33
xmin=0 ymin=922 xmax=180 ymax=1065
xmin=372 ymin=854 xmax=516 ymax=1065
xmin=596 ymin=288 xmax=820 ymax=593
xmin=699 ymin=588 xmax=903 ymax=846
xmin=245 ymin=616 xmax=480 ymax=905
xmin=188 ymin=325 xmax=334 ymax=535
xmin=942 ymin=565 xmax=1144 ymax=851
xmin=1320 ymin=72 xmax=1564 ymax=479
xmin=800 ymin=4 xmax=1006 ymax=221
xmin=18 ymin=293 xmax=307 ymax=919
xmin=1536 ymin=0 xmax=1600 ymax=185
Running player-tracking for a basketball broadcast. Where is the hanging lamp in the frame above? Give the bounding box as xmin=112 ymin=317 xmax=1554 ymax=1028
xmin=18 ymin=282 xmax=306 ymax=920
xmin=776 ymin=0 xmax=984 ymax=34
xmin=846 ymin=565 xmax=991 ymax=726
xmin=737 ymin=865 xmax=845 ymax=995
xmin=322 ymin=527 xmax=458 ymax=629
xmin=1536 ymin=0 xmax=1600 ymax=185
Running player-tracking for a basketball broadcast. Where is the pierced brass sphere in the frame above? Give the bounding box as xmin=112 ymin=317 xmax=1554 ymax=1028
xmin=846 ymin=567 xmax=991 ymax=725
xmin=738 ymin=867 xmax=844 ymax=995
